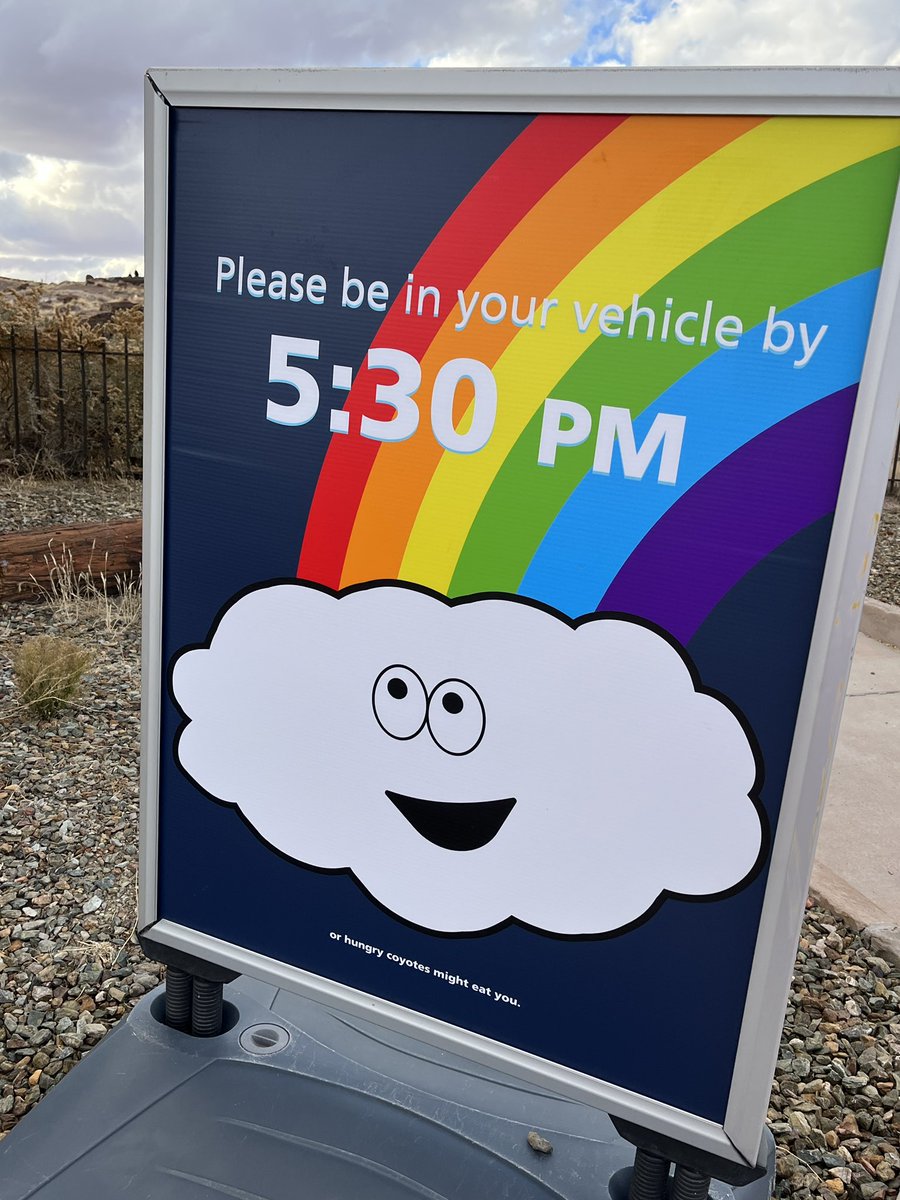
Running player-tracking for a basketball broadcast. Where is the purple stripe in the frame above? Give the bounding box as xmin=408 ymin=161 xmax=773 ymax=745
xmin=598 ymin=386 xmax=857 ymax=644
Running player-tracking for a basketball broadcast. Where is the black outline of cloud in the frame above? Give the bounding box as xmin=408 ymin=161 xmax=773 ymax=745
xmin=168 ymin=577 xmax=769 ymax=942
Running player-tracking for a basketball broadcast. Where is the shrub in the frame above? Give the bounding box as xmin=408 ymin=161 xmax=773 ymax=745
xmin=13 ymin=635 xmax=91 ymax=719
xmin=0 ymin=282 xmax=144 ymax=476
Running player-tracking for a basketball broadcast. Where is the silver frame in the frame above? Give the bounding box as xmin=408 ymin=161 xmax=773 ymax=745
xmin=141 ymin=67 xmax=900 ymax=1169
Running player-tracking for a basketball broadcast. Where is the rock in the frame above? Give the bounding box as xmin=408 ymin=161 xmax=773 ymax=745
xmin=843 ymin=1074 xmax=870 ymax=1091
xmin=527 ymin=1131 xmax=553 ymax=1155
xmin=790 ymin=1112 xmax=813 ymax=1135
xmin=835 ymin=1114 xmax=860 ymax=1137
xmin=859 ymin=1183 xmax=886 ymax=1200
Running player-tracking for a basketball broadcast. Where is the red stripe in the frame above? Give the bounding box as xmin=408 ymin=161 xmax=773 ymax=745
xmin=297 ymin=112 xmax=628 ymax=586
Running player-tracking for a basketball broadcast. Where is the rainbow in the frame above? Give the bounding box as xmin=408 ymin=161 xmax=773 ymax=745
xmin=298 ymin=114 xmax=900 ymax=633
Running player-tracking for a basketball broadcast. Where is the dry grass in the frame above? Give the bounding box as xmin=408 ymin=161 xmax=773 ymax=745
xmin=13 ymin=634 xmax=91 ymax=719
xmin=0 ymin=280 xmax=143 ymax=349
xmin=1 ymin=279 xmax=144 ymax=476
xmin=0 ymin=281 xmax=44 ymax=330
xmin=37 ymin=544 xmax=142 ymax=635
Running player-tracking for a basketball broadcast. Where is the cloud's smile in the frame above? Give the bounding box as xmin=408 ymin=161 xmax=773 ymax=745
xmin=386 ymin=791 xmax=518 ymax=851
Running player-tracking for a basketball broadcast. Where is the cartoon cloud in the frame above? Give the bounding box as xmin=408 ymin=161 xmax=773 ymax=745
xmin=171 ymin=582 xmax=764 ymax=937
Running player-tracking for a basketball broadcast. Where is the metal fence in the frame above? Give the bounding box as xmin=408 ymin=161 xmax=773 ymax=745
xmin=891 ymin=426 xmax=900 ymax=495
xmin=0 ymin=327 xmax=143 ymax=474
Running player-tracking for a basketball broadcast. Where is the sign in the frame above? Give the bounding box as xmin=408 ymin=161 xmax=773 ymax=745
xmin=140 ymin=68 xmax=900 ymax=1168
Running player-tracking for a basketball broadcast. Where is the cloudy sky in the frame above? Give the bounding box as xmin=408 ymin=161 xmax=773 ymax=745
xmin=1 ymin=0 xmax=899 ymax=282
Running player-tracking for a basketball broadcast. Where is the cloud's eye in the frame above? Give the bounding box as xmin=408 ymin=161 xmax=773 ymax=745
xmin=372 ymin=665 xmax=427 ymax=740
xmin=427 ymin=679 xmax=485 ymax=756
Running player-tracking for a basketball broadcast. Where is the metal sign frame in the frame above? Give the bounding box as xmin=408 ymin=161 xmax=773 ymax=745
xmin=140 ymin=66 xmax=900 ymax=1170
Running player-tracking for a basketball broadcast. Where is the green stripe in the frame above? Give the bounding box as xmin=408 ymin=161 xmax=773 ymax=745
xmin=449 ymin=148 xmax=900 ymax=598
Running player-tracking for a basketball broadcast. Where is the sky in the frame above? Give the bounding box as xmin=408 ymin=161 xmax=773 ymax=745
xmin=1 ymin=0 xmax=899 ymax=282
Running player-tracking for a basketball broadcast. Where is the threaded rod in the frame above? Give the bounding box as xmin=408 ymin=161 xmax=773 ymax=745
xmin=629 ymin=1148 xmax=671 ymax=1200
xmin=671 ymin=1164 xmax=710 ymax=1200
xmin=191 ymin=976 xmax=224 ymax=1037
xmin=164 ymin=966 xmax=192 ymax=1031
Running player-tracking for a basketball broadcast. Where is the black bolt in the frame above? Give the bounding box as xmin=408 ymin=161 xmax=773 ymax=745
xmin=671 ymin=1164 xmax=711 ymax=1200
xmin=629 ymin=1149 xmax=671 ymax=1200
xmin=191 ymin=977 xmax=225 ymax=1038
xmin=164 ymin=966 xmax=191 ymax=1031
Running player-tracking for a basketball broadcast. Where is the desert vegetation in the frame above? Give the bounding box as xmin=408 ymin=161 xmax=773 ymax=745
xmin=0 ymin=276 xmax=143 ymax=476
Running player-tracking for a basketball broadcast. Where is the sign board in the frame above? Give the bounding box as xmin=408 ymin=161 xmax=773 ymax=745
xmin=140 ymin=68 xmax=900 ymax=1169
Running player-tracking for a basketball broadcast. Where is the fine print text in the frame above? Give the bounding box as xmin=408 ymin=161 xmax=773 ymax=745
xmin=331 ymin=930 xmax=522 ymax=1008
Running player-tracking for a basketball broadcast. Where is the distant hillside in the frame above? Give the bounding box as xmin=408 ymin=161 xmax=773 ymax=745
xmin=0 ymin=274 xmax=143 ymax=330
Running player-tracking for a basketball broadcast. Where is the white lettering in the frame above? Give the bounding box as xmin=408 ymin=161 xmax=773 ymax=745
xmin=593 ymin=407 xmax=686 ymax=486
xmin=574 ymin=300 xmax=599 ymax=333
xmin=796 ymin=322 xmax=828 ymax=368
xmin=538 ymin=398 xmax=593 ymax=467
xmin=216 ymin=257 xmax=235 ymax=293
xmin=455 ymin=290 xmax=480 ymax=331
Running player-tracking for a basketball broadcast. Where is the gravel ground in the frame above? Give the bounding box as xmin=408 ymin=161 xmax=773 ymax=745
xmin=0 ymin=475 xmax=142 ymax=531
xmin=2 ymin=475 xmax=900 ymax=1198
xmin=0 ymin=573 xmax=146 ymax=1142
xmin=871 ymin=494 xmax=900 ymax=609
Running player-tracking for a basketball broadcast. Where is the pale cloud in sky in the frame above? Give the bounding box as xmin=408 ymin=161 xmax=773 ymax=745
xmin=605 ymin=0 xmax=900 ymax=67
xmin=0 ymin=0 xmax=604 ymax=280
xmin=0 ymin=0 xmax=898 ymax=281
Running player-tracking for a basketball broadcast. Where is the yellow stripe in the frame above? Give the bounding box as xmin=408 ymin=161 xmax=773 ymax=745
xmin=399 ymin=116 xmax=900 ymax=593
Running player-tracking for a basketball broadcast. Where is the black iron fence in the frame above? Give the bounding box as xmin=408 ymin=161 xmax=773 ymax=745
xmin=0 ymin=327 xmax=143 ymax=474
xmin=891 ymin=426 xmax=900 ymax=496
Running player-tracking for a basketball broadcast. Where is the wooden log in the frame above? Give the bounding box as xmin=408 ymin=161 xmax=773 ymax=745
xmin=0 ymin=518 xmax=142 ymax=601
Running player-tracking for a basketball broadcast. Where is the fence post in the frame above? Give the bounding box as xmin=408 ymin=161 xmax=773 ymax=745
xmin=32 ymin=327 xmax=42 ymax=458
xmin=79 ymin=342 xmax=88 ymax=470
xmin=10 ymin=326 xmax=20 ymax=455
xmin=101 ymin=339 xmax=111 ymax=469
xmin=56 ymin=329 xmax=65 ymax=459
xmin=124 ymin=334 xmax=133 ymax=468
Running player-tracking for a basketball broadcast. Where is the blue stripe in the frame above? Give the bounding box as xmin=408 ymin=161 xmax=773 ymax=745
xmin=519 ymin=271 xmax=879 ymax=618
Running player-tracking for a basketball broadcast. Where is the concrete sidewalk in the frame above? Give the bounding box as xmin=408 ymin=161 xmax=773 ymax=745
xmin=809 ymin=602 xmax=900 ymax=961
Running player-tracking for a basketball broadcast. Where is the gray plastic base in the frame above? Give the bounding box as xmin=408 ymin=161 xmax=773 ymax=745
xmin=0 ymin=977 xmax=776 ymax=1199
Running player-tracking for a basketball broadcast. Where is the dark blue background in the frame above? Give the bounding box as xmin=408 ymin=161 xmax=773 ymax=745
xmin=158 ymin=106 xmax=832 ymax=1124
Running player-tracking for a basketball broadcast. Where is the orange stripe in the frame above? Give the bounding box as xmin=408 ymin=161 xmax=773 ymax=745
xmin=340 ymin=113 xmax=764 ymax=588
xmin=297 ymin=114 xmax=617 ymax=587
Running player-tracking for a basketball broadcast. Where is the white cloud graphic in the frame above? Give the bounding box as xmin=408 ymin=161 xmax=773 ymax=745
xmin=171 ymin=582 xmax=764 ymax=936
